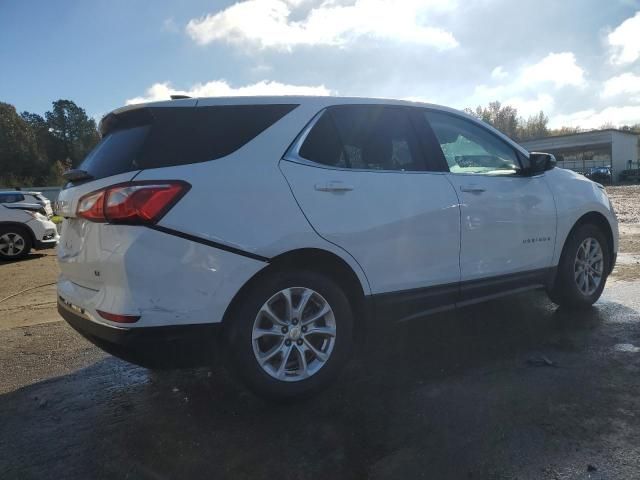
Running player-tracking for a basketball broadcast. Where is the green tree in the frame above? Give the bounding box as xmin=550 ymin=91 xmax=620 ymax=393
xmin=0 ymin=102 xmax=42 ymax=185
xmin=21 ymin=111 xmax=57 ymax=164
xmin=549 ymin=126 xmax=582 ymax=136
xmin=45 ymin=99 xmax=100 ymax=167
xmin=518 ymin=111 xmax=549 ymax=141
xmin=467 ymin=101 xmax=520 ymax=140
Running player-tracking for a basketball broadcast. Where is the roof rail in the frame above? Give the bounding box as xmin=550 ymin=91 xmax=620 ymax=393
xmin=170 ymin=94 xmax=191 ymax=100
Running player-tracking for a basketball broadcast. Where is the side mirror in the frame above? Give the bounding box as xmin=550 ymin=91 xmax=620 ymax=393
xmin=528 ymin=152 xmax=556 ymax=175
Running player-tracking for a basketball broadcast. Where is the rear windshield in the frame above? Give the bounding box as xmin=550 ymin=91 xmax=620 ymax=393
xmin=75 ymin=104 xmax=298 ymax=182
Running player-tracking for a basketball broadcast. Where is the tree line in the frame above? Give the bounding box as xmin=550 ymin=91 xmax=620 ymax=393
xmin=1 ymin=98 xmax=639 ymax=187
xmin=0 ymin=99 xmax=100 ymax=187
xmin=464 ymin=101 xmax=640 ymax=142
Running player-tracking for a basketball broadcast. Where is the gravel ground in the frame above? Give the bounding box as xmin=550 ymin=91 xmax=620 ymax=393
xmin=1 ymin=185 xmax=640 ymax=479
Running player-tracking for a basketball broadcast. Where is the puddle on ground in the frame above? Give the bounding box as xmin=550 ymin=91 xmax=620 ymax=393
xmin=614 ymin=343 xmax=640 ymax=353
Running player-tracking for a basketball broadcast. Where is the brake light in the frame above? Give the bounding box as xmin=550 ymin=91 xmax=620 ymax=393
xmin=76 ymin=181 xmax=190 ymax=224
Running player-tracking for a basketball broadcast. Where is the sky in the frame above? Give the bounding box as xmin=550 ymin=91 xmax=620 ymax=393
xmin=1 ymin=0 xmax=639 ymax=129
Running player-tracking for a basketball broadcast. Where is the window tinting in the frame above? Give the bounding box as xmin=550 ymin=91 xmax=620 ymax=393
xmin=425 ymin=111 xmax=520 ymax=175
xmin=0 ymin=193 xmax=25 ymax=203
xmin=299 ymin=106 xmax=423 ymax=171
xmin=76 ymin=104 xmax=298 ymax=182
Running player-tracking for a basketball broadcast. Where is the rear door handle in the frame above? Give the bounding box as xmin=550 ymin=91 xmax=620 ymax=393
xmin=460 ymin=185 xmax=486 ymax=194
xmin=315 ymin=181 xmax=354 ymax=192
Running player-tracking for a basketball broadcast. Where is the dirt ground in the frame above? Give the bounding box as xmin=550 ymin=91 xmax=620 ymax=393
xmin=1 ymin=186 xmax=640 ymax=479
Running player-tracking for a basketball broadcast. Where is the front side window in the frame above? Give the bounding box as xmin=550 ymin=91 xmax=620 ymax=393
xmin=425 ymin=111 xmax=520 ymax=175
xmin=299 ymin=106 xmax=424 ymax=171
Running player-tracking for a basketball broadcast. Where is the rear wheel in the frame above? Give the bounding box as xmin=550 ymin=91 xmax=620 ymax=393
xmin=226 ymin=270 xmax=354 ymax=400
xmin=548 ymin=224 xmax=610 ymax=309
xmin=0 ymin=226 xmax=32 ymax=260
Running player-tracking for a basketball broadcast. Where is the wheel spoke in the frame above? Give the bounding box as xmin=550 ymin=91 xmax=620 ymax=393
xmin=296 ymin=345 xmax=309 ymax=378
xmin=259 ymin=340 xmax=285 ymax=364
xmin=276 ymin=344 xmax=294 ymax=378
xmin=260 ymin=303 xmax=287 ymax=327
xmin=252 ymin=326 xmax=284 ymax=340
xmin=281 ymin=289 xmax=293 ymax=322
xmin=303 ymin=338 xmax=328 ymax=362
xmin=305 ymin=326 xmax=336 ymax=337
xmin=301 ymin=303 xmax=331 ymax=326
xmin=295 ymin=289 xmax=314 ymax=318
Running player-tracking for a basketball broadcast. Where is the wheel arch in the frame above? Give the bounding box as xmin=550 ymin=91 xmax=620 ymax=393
xmin=0 ymin=221 xmax=36 ymax=245
xmin=559 ymin=211 xmax=615 ymax=274
xmin=222 ymin=248 xmax=369 ymax=342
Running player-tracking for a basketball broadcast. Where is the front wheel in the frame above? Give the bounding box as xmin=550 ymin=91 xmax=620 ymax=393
xmin=226 ymin=270 xmax=354 ymax=400
xmin=0 ymin=226 xmax=32 ymax=260
xmin=548 ymin=224 xmax=610 ymax=309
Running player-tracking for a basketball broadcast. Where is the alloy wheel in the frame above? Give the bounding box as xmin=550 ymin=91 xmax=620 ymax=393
xmin=0 ymin=232 xmax=26 ymax=258
xmin=252 ymin=287 xmax=336 ymax=382
xmin=574 ymin=237 xmax=604 ymax=296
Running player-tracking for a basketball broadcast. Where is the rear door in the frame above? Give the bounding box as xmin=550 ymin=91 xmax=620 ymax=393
xmin=422 ymin=110 xmax=556 ymax=299
xmin=280 ymin=105 xmax=461 ymax=316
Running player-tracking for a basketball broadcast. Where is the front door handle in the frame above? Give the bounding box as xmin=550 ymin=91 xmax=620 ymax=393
xmin=315 ymin=181 xmax=354 ymax=192
xmin=460 ymin=185 xmax=486 ymax=194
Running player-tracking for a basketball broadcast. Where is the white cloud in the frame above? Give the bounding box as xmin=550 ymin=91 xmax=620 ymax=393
xmin=602 ymin=72 xmax=640 ymax=99
xmin=608 ymin=11 xmax=640 ymax=65
xmin=125 ymin=79 xmax=333 ymax=105
xmin=186 ymin=0 xmax=458 ymax=50
xmin=549 ymin=105 xmax=640 ymax=129
xmin=491 ymin=66 xmax=508 ymax=80
xmin=467 ymin=52 xmax=585 ymax=114
xmin=519 ymin=52 xmax=586 ymax=88
xmin=505 ymin=94 xmax=555 ymax=118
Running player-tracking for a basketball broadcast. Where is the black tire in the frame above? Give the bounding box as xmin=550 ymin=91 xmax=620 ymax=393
xmin=226 ymin=270 xmax=354 ymax=400
xmin=547 ymin=223 xmax=610 ymax=309
xmin=0 ymin=225 xmax=32 ymax=260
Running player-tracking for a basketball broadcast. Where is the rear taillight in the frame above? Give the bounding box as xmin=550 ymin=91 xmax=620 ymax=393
xmin=76 ymin=181 xmax=190 ymax=224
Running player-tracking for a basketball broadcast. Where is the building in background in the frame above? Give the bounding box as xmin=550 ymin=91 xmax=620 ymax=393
xmin=520 ymin=129 xmax=639 ymax=183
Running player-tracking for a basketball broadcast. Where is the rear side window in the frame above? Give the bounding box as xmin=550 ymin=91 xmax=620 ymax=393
xmin=0 ymin=193 xmax=25 ymax=203
xmin=77 ymin=104 xmax=297 ymax=181
xmin=299 ymin=106 xmax=424 ymax=171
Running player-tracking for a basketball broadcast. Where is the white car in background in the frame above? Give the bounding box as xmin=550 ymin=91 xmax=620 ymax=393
xmin=0 ymin=190 xmax=54 ymax=217
xmin=0 ymin=204 xmax=59 ymax=260
xmin=55 ymin=96 xmax=618 ymax=399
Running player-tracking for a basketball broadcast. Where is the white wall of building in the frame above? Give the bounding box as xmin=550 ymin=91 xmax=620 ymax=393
xmin=611 ymin=131 xmax=639 ymax=173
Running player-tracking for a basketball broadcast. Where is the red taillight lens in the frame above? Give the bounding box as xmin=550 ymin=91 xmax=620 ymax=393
xmin=96 ymin=310 xmax=140 ymax=323
xmin=76 ymin=181 xmax=190 ymax=224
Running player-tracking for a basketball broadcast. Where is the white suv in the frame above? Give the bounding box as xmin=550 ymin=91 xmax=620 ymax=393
xmin=0 ymin=190 xmax=54 ymax=217
xmin=55 ymin=97 xmax=618 ymax=398
xmin=0 ymin=204 xmax=59 ymax=260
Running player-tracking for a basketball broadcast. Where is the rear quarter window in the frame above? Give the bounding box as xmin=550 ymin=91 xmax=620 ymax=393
xmin=76 ymin=104 xmax=298 ymax=182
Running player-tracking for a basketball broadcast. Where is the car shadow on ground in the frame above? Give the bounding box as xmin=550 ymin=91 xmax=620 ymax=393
xmin=2 ymin=291 xmax=639 ymax=479
xmin=0 ymin=252 xmax=49 ymax=265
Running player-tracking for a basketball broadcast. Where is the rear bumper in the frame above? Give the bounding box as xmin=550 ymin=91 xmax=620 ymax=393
xmin=58 ymin=298 xmax=222 ymax=368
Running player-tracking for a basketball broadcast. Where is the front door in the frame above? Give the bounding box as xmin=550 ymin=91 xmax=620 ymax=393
xmin=423 ymin=110 xmax=557 ymax=298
